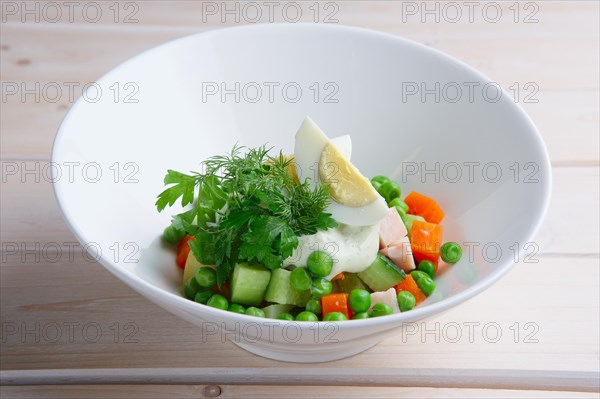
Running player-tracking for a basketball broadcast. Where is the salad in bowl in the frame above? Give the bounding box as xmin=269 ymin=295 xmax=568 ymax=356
xmin=157 ymin=117 xmax=461 ymax=322
xmin=51 ymin=23 xmax=551 ymax=362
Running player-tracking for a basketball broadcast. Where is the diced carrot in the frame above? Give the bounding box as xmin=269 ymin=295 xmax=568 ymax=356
xmin=404 ymin=192 xmax=445 ymax=224
xmin=410 ymin=220 xmax=443 ymax=271
xmin=332 ymin=272 xmax=345 ymax=281
xmin=321 ymin=293 xmax=353 ymax=319
xmin=176 ymin=236 xmax=195 ymax=269
xmin=395 ymin=275 xmax=427 ymax=304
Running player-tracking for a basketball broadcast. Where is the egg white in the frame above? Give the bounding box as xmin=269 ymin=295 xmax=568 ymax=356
xmin=293 ymin=116 xmax=388 ymax=226
xmin=329 ymin=134 xmax=352 ymax=160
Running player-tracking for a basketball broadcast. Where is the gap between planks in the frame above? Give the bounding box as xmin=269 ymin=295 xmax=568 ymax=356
xmin=1 ymin=368 xmax=599 ymax=393
xmin=1 ymin=385 xmax=599 ymax=399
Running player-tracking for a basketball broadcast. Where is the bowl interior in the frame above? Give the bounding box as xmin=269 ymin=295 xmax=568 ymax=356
xmin=53 ymin=24 xmax=551 ymax=324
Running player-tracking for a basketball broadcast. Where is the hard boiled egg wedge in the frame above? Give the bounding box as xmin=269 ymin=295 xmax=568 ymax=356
xmin=284 ymin=135 xmax=350 ymax=184
xmin=330 ymin=134 xmax=352 ymax=159
xmin=294 ymin=116 xmax=389 ymax=226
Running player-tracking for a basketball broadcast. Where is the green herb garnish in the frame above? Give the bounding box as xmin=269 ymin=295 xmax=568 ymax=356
xmin=156 ymin=145 xmax=337 ymax=284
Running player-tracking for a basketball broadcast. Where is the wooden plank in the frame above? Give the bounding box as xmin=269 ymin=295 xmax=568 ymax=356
xmin=521 ymin=90 xmax=599 ymax=165
xmin=1 ymin=11 xmax=598 ymax=160
xmin=0 ymin=165 xmax=74 ymax=246
xmin=2 ymin=166 xmax=597 ymax=254
xmin=2 ymin=1 xmax=598 ymax=37
xmin=0 ymin=369 xmax=598 ymax=392
xmin=534 ymin=167 xmax=599 ymax=255
xmin=0 ymin=23 xmax=196 ymax=83
xmin=1 ymin=385 xmax=599 ymax=399
xmin=1 ymin=1 xmax=597 ymax=91
xmin=0 ymin=24 xmax=193 ymax=160
xmin=1 ymin=255 xmax=598 ymax=375
xmin=1 ymin=1 xmax=598 ymax=395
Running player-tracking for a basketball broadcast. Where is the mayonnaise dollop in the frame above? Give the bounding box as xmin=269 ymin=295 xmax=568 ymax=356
xmin=283 ymin=223 xmax=380 ymax=280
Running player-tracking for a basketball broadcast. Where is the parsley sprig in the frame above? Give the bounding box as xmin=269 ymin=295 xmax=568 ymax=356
xmin=156 ymin=145 xmax=337 ymax=284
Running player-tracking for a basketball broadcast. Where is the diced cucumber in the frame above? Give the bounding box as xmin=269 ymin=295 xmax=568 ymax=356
xmin=262 ymin=304 xmax=295 ymax=319
xmin=265 ymin=268 xmax=311 ymax=307
xmin=358 ymin=253 xmax=406 ymax=292
xmin=400 ymin=213 xmax=425 ymax=237
xmin=333 ymin=273 xmax=369 ymax=293
xmin=183 ymin=251 xmax=214 ymax=285
xmin=230 ymin=263 xmax=271 ymax=306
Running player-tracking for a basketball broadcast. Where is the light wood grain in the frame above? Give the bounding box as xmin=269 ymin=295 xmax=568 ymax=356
xmin=3 ymin=1 xmax=599 ymax=42
xmin=1 ymin=368 xmax=599 ymax=392
xmin=1 ymin=254 xmax=598 ymax=376
xmin=0 ymin=366 xmax=599 ymax=392
xmin=1 ymin=1 xmax=598 ymax=396
xmin=1 ymin=2 xmax=599 ymax=161
xmin=2 ymin=385 xmax=599 ymax=399
xmin=534 ymin=167 xmax=599 ymax=254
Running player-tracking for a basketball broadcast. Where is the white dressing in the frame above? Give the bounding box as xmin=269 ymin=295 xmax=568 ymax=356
xmin=283 ymin=222 xmax=380 ymax=280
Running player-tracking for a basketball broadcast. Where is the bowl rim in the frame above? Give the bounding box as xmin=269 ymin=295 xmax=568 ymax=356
xmin=51 ymin=22 xmax=553 ymax=332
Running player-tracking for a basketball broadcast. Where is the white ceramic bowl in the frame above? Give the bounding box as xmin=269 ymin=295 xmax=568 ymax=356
xmin=52 ymin=24 xmax=551 ymax=362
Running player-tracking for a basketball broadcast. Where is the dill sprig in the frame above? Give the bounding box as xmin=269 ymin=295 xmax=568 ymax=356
xmin=156 ymin=145 xmax=337 ymax=284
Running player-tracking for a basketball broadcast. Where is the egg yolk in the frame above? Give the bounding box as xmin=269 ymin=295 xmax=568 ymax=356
xmin=318 ymin=143 xmax=378 ymax=207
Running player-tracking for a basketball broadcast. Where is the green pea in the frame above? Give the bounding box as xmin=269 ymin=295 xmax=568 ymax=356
xmin=441 ymin=242 xmax=462 ymax=264
xmin=394 ymin=205 xmax=407 ymax=219
xmin=206 ymin=294 xmax=228 ymax=310
xmin=277 ymin=313 xmax=295 ymax=321
xmin=389 ymin=198 xmax=409 ymax=213
xmin=419 ymin=277 xmax=436 ymax=296
xmin=307 ymin=251 xmax=334 ymax=277
xmin=183 ymin=277 xmax=201 ymax=300
xmin=195 ymin=267 xmax=217 ymax=288
xmin=194 ymin=289 xmax=213 ymax=305
xmin=227 ymin=303 xmax=246 ymax=314
xmin=397 ymin=291 xmax=416 ymax=312
xmin=162 ymin=225 xmax=185 ymax=244
xmin=310 ymin=277 xmax=333 ymax=298
xmin=296 ymin=311 xmax=318 ymax=322
xmin=323 ymin=312 xmax=347 ymax=321
xmin=370 ymin=303 xmax=394 ymax=317
xmin=352 ymin=312 xmax=370 ymax=320
xmin=305 ymin=298 xmax=322 ymax=315
xmin=411 ymin=271 xmax=436 ymax=296
xmin=417 ymin=260 xmax=436 ymax=278
xmin=410 ymin=270 xmax=429 ymax=283
xmin=378 ymin=181 xmax=402 ymax=203
xmin=370 ymin=175 xmax=391 ymax=191
xmin=290 ymin=267 xmax=312 ymax=291
xmin=245 ymin=307 xmax=266 ymax=318
xmin=348 ymin=289 xmax=371 ymax=313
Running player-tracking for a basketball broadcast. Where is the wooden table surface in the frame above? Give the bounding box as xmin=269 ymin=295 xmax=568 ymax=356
xmin=1 ymin=1 xmax=599 ymax=398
